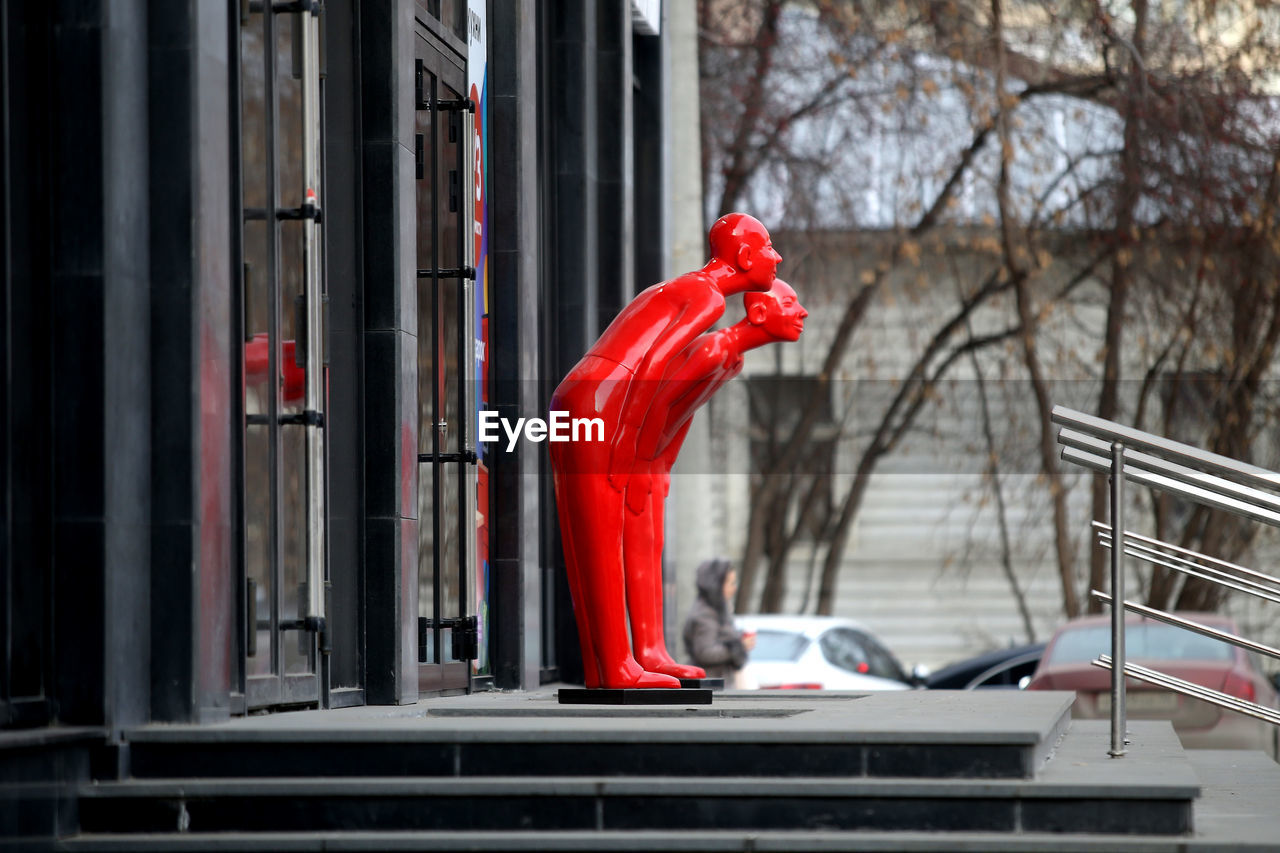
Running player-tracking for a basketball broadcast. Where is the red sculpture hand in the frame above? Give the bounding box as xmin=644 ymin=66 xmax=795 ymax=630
xmin=624 ymin=466 xmax=653 ymax=516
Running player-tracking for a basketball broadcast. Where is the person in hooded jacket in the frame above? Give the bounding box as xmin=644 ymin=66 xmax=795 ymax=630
xmin=682 ymin=558 xmax=757 ymax=680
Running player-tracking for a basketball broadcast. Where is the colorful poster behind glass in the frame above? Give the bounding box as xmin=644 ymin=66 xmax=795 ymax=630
xmin=467 ymin=0 xmax=489 ymax=676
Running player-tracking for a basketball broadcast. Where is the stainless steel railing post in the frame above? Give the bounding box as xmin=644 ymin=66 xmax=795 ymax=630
xmin=1109 ymin=441 xmax=1127 ymax=757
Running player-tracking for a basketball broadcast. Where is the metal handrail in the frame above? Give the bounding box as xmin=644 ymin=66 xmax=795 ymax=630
xmin=1059 ymin=429 xmax=1280 ymax=518
xmin=1092 ymin=522 xmax=1280 ymax=599
xmin=1053 ymin=407 xmax=1280 ymax=758
xmin=1060 ymin=445 xmax=1280 ymax=527
xmin=1095 ymin=536 xmax=1280 ymax=606
xmin=1094 ymin=655 xmax=1280 ymax=727
xmin=1051 ymin=405 xmax=1280 ymax=493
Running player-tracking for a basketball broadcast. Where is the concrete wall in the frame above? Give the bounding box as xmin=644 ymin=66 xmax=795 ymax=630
xmin=661 ymin=0 xmax=719 ymax=658
xmin=672 ymin=229 xmax=1280 ymax=670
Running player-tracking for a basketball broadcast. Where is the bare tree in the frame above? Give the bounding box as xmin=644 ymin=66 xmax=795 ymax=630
xmin=699 ymin=0 xmax=1280 ymax=621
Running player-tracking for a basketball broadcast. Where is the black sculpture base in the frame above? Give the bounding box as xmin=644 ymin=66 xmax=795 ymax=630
xmin=558 ymin=688 xmax=713 ymax=705
xmin=680 ymin=678 xmax=725 ymax=690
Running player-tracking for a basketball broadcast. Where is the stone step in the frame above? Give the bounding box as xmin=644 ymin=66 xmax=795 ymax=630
xmin=121 ymin=692 xmax=1075 ymax=782
xmin=62 ymin=829 xmax=1265 ymax=853
xmin=0 ymin=726 xmax=103 ymax=844
xmin=75 ymin=724 xmax=1195 ymax=837
xmin=58 ymin=691 xmax=1252 ymax=848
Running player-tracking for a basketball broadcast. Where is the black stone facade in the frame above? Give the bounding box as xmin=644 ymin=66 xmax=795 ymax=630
xmin=0 ymin=0 xmax=665 ymax=740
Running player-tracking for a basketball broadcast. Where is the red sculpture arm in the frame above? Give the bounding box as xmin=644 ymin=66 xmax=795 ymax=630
xmin=629 ymin=278 xmax=808 ymax=509
xmin=606 ymin=279 xmax=727 ymax=491
xmin=625 ymin=334 xmax=742 ymax=515
xmin=656 ymin=418 xmax=692 ymax=476
xmin=634 ymin=330 xmax=737 ymax=463
xmin=658 ymin=358 xmax=743 ymax=456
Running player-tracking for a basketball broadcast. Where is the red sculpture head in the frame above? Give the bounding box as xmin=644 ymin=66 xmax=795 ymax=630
xmin=744 ymin=279 xmax=807 ymax=342
xmin=709 ymin=212 xmax=782 ymax=292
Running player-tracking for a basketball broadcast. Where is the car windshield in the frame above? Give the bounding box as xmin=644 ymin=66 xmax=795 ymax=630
xmin=750 ymin=630 xmax=810 ymax=662
xmin=1046 ymin=623 xmax=1234 ymax=665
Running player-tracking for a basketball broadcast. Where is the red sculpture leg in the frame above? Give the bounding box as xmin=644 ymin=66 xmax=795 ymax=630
xmin=622 ymin=482 xmax=706 ymax=680
xmin=550 ymin=361 xmax=681 ymax=691
xmin=551 ymin=466 xmax=601 ymax=688
xmin=553 ymin=468 xmax=679 ymax=689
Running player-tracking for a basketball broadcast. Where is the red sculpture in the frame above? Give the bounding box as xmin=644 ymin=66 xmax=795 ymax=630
xmin=622 ymin=279 xmax=807 ymax=682
xmin=244 ymin=333 xmax=306 ymax=403
xmin=549 ymin=213 xmax=795 ymax=690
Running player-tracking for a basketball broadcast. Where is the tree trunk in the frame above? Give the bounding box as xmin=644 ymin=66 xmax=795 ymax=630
xmin=711 ymin=0 xmax=781 ymax=219
xmin=970 ymin=339 xmax=1037 ymax=642
xmin=993 ymin=0 xmax=1079 ymax=618
xmin=1088 ymin=0 xmax=1147 ymax=613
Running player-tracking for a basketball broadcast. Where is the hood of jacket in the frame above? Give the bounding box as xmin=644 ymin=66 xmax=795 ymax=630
xmin=694 ymin=557 xmax=734 ymax=617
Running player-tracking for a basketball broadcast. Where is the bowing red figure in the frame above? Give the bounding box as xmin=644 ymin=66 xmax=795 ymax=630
xmin=549 ymin=213 xmax=782 ymax=690
xmin=621 ymin=280 xmax=808 ymax=681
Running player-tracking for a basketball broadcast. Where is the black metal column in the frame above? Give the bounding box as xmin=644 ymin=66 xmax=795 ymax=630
xmin=49 ymin=0 xmax=109 ymax=729
xmin=2 ymin=1 xmax=56 ymax=730
xmin=148 ymin=0 xmax=236 ymax=723
xmin=548 ymin=0 xmax=600 ymax=377
xmin=323 ymin=0 xmax=365 ymax=697
xmin=487 ymin=0 xmax=545 ymax=691
xmin=632 ymin=26 xmax=664 ymax=292
xmin=594 ymin=0 xmax=633 ymax=324
xmin=360 ymin=0 xmax=419 ymax=705
xmin=1 ymin=0 xmax=156 ymax=732
xmin=101 ymin=0 xmax=153 ymax=734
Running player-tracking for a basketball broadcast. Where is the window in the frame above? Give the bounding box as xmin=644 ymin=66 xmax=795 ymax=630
xmin=820 ymin=628 xmax=908 ymax=682
xmin=1047 ymin=623 xmax=1235 ymax=666
xmin=417 ymin=0 xmax=467 ymax=43
xmin=860 ymin=634 xmax=909 ymax=683
xmin=751 ymin=630 xmax=811 ymax=662
xmin=819 ymin=629 xmax=869 ymax=674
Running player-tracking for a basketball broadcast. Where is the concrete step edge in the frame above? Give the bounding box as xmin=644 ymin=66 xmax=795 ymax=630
xmin=54 ymin=828 xmax=1223 ymax=852
xmin=78 ymin=772 xmax=1199 ymax=801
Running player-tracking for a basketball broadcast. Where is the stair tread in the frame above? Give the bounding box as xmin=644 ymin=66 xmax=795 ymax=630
xmin=120 ymin=693 xmax=1073 ymax=783
xmin=82 ymin=721 xmax=1199 ymax=802
xmin=79 ymin=771 xmax=1196 ymax=801
xmin=1037 ymin=720 xmax=1199 ymax=789
xmin=56 ymin=829 xmax=1224 ymax=852
xmin=121 ymin=691 xmax=1073 ymax=746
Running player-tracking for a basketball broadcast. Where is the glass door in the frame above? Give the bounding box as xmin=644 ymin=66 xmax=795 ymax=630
xmin=415 ymin=35 xmax=478 ymax=694
xmin=237 ymin=2 xmax=327 ymax=711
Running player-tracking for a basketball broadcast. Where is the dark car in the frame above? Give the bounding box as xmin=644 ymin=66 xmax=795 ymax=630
xmin=925 ymin=643 xmax=1046 ymax=690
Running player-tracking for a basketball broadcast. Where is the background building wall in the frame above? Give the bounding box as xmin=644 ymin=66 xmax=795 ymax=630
xmin=679 ymin=229 xmax=1280 ymax=670
xmin=661 ymin=0 xmax=721 ymax=655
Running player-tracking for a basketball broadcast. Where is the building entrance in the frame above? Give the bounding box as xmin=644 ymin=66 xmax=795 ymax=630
xmin=237 ymin=3 xmax=327 ymax=711
xmin=415 ymin=33 xmax=479 ymax=694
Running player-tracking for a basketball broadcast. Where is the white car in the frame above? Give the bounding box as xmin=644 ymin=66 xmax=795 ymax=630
xmin=735 ymin=614 xmax=915 ymax=691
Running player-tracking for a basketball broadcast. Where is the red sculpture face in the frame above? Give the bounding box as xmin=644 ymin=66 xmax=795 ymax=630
xmin=740 ymin=239 xmax=783 ymax=291
xmin=747 ymin=279 xmax=808 ymax=342
xmin=710 ymin=212 xmax=783 ymax=292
